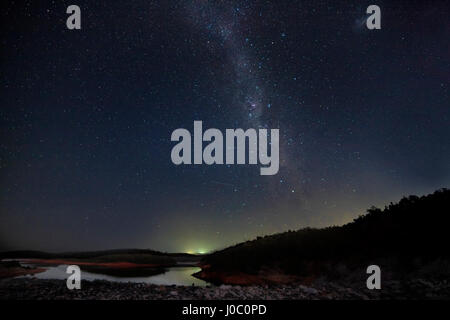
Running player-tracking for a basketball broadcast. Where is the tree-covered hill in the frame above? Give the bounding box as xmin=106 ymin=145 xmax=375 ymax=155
xmin=201 ymin=188 xmax=450 ymax=278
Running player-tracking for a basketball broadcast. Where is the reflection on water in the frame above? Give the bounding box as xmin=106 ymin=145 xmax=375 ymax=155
xmin=18 ymin=263 xmax=209 ymax=286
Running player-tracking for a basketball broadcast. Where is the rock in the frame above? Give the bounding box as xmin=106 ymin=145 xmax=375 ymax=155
xmin=298 ymin=285 xmax=319 ymax=295
xmin=219 ymin=284 xmax=232 ymax=290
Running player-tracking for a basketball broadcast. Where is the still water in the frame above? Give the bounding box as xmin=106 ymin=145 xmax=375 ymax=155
xmin=18 ymin=263 xmax=209 ymax=287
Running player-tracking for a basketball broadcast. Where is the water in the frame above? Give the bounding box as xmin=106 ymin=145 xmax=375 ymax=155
xmin=17 ymin=263 xmax=209 ymax=286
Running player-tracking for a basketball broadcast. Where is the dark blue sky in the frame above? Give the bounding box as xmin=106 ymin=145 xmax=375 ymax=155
xmin=1 ymin=0 xmax=449 ymax=253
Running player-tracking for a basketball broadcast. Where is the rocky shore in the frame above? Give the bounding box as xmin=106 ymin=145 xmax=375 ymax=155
xmin=1 ymin=277 xmax=449 ymax=300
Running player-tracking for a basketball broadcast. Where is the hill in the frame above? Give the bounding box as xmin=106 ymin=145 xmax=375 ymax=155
xmin=197 ymin=188 xmax=450 ymax=284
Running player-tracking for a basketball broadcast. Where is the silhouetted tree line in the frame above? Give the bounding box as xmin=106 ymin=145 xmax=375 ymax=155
xmin=202 ymin=188 xmax=450 ymax=276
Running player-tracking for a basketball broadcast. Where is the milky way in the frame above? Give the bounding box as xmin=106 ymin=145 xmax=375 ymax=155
xmin=182 ymin=1 xmax=303 ymax=196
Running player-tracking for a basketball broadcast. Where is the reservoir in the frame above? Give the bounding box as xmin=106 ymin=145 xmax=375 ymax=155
xmin=15 ymin=261 xmax=209 ymax=287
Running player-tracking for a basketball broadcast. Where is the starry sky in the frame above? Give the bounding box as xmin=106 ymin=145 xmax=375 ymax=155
xmin=0 ymin=0 xmax=449 ymax=253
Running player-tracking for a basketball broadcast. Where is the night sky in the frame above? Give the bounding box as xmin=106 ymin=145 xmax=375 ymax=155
xmin=1 ymin=0 xmax=449 ymax=253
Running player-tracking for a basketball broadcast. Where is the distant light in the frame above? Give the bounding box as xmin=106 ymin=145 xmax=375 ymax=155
xmin=186 ymin=249 xmax=208 ymax=254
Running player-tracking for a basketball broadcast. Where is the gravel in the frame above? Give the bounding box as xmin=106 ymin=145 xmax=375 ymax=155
xmin=1 ymin=277 xmax=449 ymax=300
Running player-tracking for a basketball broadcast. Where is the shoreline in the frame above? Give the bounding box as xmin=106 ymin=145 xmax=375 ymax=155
xmin=1 ymin=277 xmax=449 ymax=300
xmin=193 ymin=268 xmax=304 ymax=286
xmin=0 ymin=268 xmax=46 ymax=279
